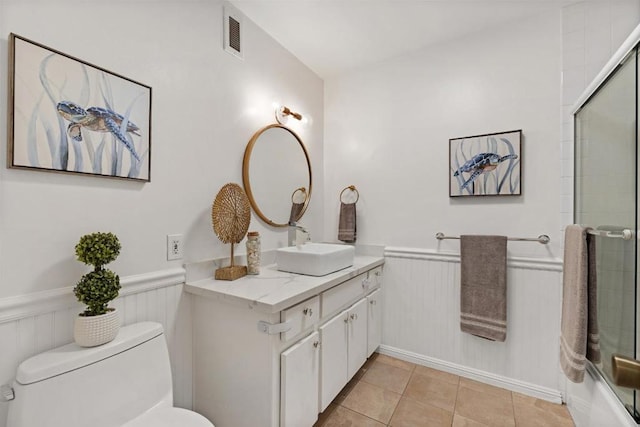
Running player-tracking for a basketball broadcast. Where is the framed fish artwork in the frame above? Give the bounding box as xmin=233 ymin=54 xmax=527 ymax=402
xmin=449 ymin=130 xmax=522 ymax=197
xmin=7 ymin=33 xmax=152 ymax=182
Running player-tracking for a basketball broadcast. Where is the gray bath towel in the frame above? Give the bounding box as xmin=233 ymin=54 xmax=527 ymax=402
xmin=460 ymin=235 xmax=508 ymax=342
xmin=560 ymin=225 xmax=600 ymax=383
xmin=338 ymin=202 xmax=356 ymax=243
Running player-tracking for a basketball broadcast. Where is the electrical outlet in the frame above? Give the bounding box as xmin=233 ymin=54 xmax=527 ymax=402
xmin=167 ymin=234 xmax=183 ymax=260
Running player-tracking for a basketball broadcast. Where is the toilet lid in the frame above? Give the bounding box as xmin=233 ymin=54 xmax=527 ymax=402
xmin=124 ymin=407 xmax=214 ymax=427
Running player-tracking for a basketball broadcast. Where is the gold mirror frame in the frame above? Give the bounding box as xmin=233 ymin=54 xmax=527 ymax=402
xmin=242 ymin=124 xmax=312 ymax=227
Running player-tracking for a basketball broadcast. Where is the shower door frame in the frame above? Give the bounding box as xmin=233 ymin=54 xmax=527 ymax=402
xmin=572 ymin=25 xmax=640 ymax=422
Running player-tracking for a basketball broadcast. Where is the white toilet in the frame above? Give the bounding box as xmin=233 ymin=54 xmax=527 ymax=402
xmin=5 ymin=321 xmax=213 ymax=427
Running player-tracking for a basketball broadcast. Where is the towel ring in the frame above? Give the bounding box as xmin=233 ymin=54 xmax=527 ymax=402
xmin=291 ymin=187 xmax=307 ymax=203
xmin=340 ymin=185 xmax=359 ymax=204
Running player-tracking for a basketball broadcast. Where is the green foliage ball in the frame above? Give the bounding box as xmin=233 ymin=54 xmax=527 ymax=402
xmin=75 ymin=232 xmax=121 ymax=267
xmin=73 ymin=269 xmax=121 ymax=316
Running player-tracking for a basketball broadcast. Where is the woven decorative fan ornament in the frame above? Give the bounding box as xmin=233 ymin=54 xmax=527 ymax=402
xmin=212 ymin=183 xmax=251 ymax=280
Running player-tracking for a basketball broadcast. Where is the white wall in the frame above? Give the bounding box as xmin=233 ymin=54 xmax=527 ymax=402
xmin=381 ymin=250 xmax=564 ymax=401
xmin=0 ymin=0 xmax=324 ymax=300
xmin=323 ymin=8 xmax=564 ymax=398
xmin=324 ymin=11 xmax=562 ymax=260
xmin=0 ymin=1 xmax=323 ymax=424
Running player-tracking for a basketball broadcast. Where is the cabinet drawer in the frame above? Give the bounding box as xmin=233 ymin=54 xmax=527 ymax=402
xmin=281 ymin=295 xmax=320 ymax=342
xmin=322 ymin=274 xmax=366 ymax=318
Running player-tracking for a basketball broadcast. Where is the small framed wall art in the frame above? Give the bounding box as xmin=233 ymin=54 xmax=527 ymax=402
xmin=8 ymin=33 xmax=152 ymax=181
xmin=449 ymin=129 xmax=521 ymax=197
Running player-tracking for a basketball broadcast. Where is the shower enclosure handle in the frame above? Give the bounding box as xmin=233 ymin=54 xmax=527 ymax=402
xmin=612 ymin=354 xmax=640 ymax=389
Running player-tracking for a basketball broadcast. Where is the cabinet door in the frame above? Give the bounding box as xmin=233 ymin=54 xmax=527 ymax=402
xmin=281 ymin=331 xmax=320 ymax=427
xmin=319 ymin=310 xmax=348 ymax=412
xmin=347 ymin=298 xmax=368 ymax=380
xmin=367 ymin=289 xmax=382 ymax=357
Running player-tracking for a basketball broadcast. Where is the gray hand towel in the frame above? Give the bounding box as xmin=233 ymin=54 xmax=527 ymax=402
xmin=560 ymin=225 xmax=600 ymax=383
xmin=289 ymin=202 xmax=305 ymax=224
xmin=338 ymin=202 xmax=356 ymax=243
xmin=460 ymin=235 xmax=508 ymax=342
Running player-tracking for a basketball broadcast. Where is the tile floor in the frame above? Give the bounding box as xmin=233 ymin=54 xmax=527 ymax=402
xmin=314 ymin=353 xmax=575 ymax=427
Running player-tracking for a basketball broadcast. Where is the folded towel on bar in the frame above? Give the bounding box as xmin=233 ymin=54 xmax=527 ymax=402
xmin=338 ymin=202 xmax=356 ymax=243
xmin=560 ymin=225 xmax=600 ymax=383
xmin=460 ymin=235 xmax=508 ymax=342
xmin=289 ymin=202 xmax=305 ymax=224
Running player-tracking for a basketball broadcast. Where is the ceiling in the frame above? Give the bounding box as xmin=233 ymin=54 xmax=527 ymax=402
xmin=230 ymin=0 xmax=570 ymax=79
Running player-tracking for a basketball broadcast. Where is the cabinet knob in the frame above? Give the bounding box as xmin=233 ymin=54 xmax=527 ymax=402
xmin=344 ymin=317 xmax=349 ymax=323
xmin=362 ymin=278 xmax=371 ymax=289
xmin=370 ymin=300 xmax=377 ymax=305
xmin=350 ymin=313 xmax=358 ymax=321
xmin=313 ymin=341 xmax=320 ymax=348
xmin=303 ymin=307 xmax=313 ymax=316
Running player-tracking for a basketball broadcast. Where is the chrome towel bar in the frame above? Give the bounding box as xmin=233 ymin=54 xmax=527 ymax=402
xmin=435 ymin=232 xmax=550 ymax=244
xmin=587 ymin=228 xmax=634 ymax=240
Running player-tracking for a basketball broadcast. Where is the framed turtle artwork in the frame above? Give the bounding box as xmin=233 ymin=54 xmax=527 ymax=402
xmin=449 ymin=129 xmax=522 ymax=197
xmin=7 ymin=33 xmax=152 ymax=181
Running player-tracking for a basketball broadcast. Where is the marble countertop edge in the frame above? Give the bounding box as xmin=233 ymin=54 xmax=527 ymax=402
xmin=184 ymin=255 xmax=384 ymax=313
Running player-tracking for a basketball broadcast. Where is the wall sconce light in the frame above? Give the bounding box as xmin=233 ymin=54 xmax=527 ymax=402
xmin=275 ymin=105 xmax=303 ymax=124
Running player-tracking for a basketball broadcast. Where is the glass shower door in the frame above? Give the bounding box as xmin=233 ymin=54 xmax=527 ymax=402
xmin=574 ymin=46 xmax=637 ymax=419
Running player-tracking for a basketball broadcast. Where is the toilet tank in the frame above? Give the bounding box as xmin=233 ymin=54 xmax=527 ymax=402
xmin=7 ymin=322 xmax=173 ymax=427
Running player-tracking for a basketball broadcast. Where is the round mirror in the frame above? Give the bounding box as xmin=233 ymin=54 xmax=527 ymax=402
xmin=242 ymin=124 xmax=312 ymax=227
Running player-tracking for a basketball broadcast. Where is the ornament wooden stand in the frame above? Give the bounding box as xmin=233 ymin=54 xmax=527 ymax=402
xmin=214 ymin=242 xmax=247 ymax=281
xmin=211 ymin=183 xmax=251 ymax=281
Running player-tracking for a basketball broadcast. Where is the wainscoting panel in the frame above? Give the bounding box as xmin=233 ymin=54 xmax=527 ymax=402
xmin=382 ymin=247 xmax=563 ymax=400
xmin=0 ymin=268 xmax=191 ymax=427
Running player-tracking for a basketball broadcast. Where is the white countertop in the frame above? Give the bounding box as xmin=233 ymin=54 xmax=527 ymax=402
xmin=184 ymin=255 xmax=384 ymax=313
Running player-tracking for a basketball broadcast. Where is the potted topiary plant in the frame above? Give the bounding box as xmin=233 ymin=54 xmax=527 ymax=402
xmin=73 ymin=232 xmax=122 ymax=347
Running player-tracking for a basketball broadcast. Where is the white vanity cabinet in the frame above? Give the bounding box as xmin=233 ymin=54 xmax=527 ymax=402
xmin=281 ymin=331 xmax=320 ymax=427
xmin=319 ymin=297 xmax=368 ymax=411
xmin=367 ymin=288 xmax=382 ymax=357
xmin=186 ymin=256 xmax=384 ymax=427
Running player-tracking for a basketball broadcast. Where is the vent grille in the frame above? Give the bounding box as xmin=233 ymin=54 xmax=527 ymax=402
xmin=229 ymin=16 xmax=241 ymax=53
xmin=224 ymin=5 xmax=244 ymax=60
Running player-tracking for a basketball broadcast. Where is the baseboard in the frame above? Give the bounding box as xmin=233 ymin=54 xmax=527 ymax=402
xmin=378 ymin=344 xmax=563 ymax=403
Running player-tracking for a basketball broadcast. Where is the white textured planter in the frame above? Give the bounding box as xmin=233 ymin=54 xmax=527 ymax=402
xmin=74 ymin=308 xmax=120 ymax=347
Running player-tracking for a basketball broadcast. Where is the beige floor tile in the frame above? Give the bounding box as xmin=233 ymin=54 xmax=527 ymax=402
xmin=459 ymin=377 xmax=512 ymax=400
xmin=333 ymin=375 xmax=360 ymax=405
xmin=313 ymin=403 xmax=337 ymax=427
xmin=452 ymin=413 xmax=490 ymax=426
xmin=362 ymin=361 xmax=413 ymax=394
xmin=455 ymin=383 xmax=515 ymax=427
xmin=375 ymin=353 xmax=416 ymax=372
xmin=389 ymin=397 xmax=453 ymax=427
xmin=342 ymin=380 xmax=402 ymax=424
xmin=317 ymin=405 xmax=386 ymax=427
xmin=403 ymin=370 xmax=458 ymax=412
xmin=414 ymin=365 xmax=460 ymax=386
xmin=512 ymin=393 xmax=575 ymax=427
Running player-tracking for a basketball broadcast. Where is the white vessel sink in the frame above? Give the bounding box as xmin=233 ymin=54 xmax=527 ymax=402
xmin=276 ymin=243 xmax=355 ymax=276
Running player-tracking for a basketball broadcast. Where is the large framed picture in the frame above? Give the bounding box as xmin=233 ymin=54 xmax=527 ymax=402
xmin=449 ymin=129 xmax=521 ymax=197
xmin=8 ymin=33 xmax=152 ymax=181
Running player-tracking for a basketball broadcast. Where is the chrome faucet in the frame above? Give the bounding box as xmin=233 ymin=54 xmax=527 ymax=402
xmin=288 ymin=221 xmax=310 ymax=246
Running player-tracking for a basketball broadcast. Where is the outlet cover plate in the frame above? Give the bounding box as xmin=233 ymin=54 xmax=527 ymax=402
xmin=167 ymin=234 xmax=183 ymax=260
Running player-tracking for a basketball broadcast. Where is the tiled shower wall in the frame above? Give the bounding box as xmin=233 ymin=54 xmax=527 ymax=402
xmin=561 ymin=0 xmax=640 ymax=229
xmin=561 ymin=2 xmax=640 ymax=426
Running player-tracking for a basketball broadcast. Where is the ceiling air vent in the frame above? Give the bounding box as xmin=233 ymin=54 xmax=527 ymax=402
xmin=224 ymin=4 xmax=244 ymax=60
